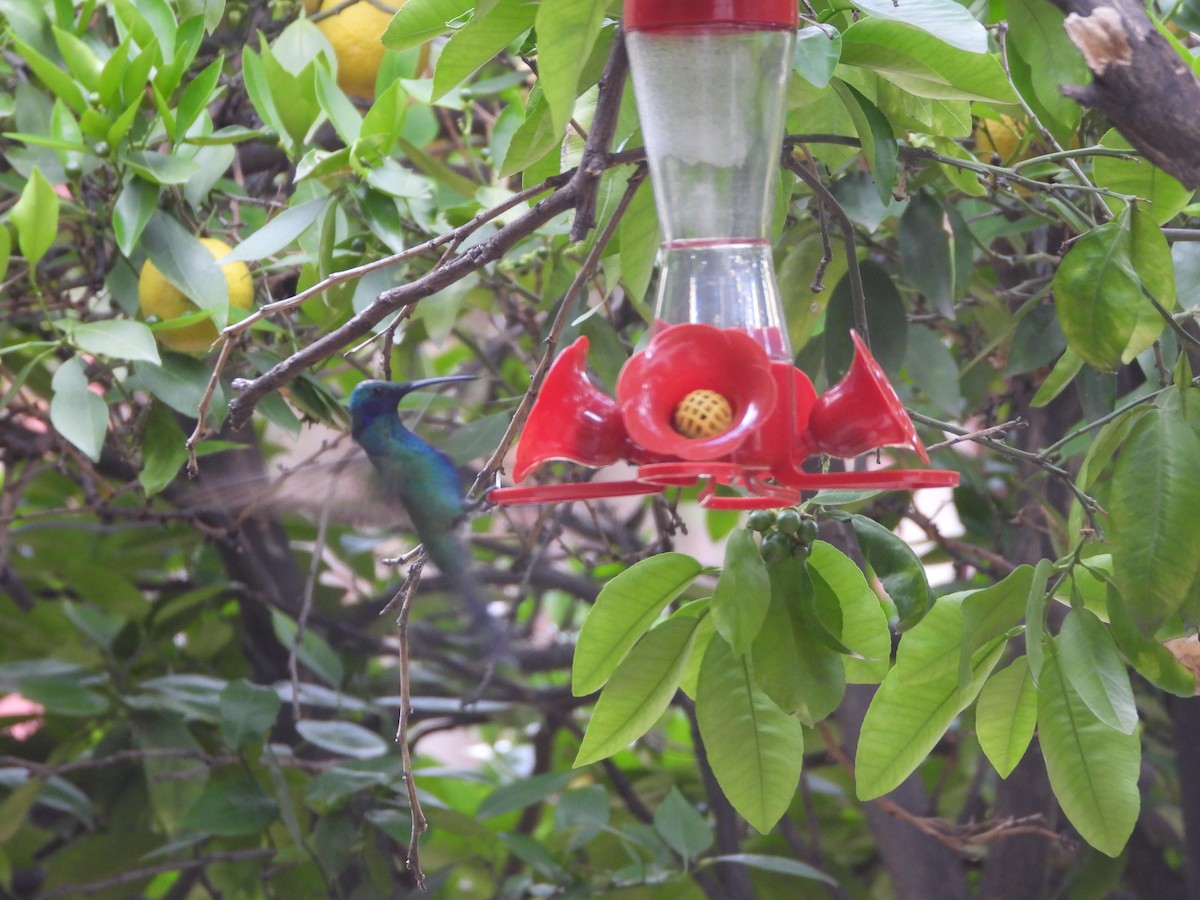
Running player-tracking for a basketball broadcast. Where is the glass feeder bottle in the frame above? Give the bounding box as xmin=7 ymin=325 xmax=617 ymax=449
xmin=624 ymin=0 xmax=798 ymax=360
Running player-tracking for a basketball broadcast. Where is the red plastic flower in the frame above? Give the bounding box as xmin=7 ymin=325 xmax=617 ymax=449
xmin=807 ymin=331 xmax=929 ymax=463
xmin=617 ymin=324 xmax=777 ymax=461
xmin=513 ymin=337 xmax=632 ymax=482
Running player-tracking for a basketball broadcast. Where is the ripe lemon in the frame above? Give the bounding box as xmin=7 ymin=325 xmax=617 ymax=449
xmin=316 ymin=0 xmax=404 ymax=101
xmin=973 ymin=114 xmax=1026 ymax=164
xmin=138 ymin=238 xmax=253 ymax=355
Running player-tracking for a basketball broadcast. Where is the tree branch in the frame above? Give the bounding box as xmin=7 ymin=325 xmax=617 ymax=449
xmin=1041 ymin=0 xmax=1200 ymax=188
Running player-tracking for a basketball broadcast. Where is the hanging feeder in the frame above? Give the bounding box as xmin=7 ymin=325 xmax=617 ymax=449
xmin=490 ymin=0 xmax=959 ymax=509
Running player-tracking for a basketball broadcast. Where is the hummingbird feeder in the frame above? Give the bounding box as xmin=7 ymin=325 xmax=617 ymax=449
xmin=489 ymin=0 xmax=959 ymax=509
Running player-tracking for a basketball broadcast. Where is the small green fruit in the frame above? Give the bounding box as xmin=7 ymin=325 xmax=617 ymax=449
xmin=760 ymin=532 xmax=792 ymax=564
xmin=747 ymin=509 xmax=777 ymax=533
xmin=776 ymin=508 xmax=803 ymax=534
xmin=797 ymin=518 xmax=819 ymax=544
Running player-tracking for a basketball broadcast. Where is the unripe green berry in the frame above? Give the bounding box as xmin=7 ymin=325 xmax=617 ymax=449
xmin=776 ymin=508 xmax=803 ymax=534
xmin=760 ymin=532 xmax=792 ymax=564
xmin=797 ymin=517 xmax=819 ymax=545
xmin=747 ymin=509 xmax=776 ymax=533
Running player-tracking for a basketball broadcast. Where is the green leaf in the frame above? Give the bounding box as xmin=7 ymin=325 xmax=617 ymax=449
xmin=114 ymin=177 xmax=159 ymax=258
xmin=574 ymin=616 xmax=699 ymax=767
xmin=1038 ymin=648 xmax=1140 ymax=857
xmin=223 ymin=196 xmax=332 ymax=263
xmin=17 ymin=676 xmax=108 ymax=717
xmin=900 ymin=192 xmax=961 ymax=319
xmin=976 ymin=657 xmax=1037 ymax=778
xmin=1031 ymin=345 xmax=1084 ymax=407
xmin=1053 ymin=214 xmax=1141 ymax=371
xmin=181 ymin=776 xmax=279 ymax=837
xmin=122 ymin=150 xmax=202 ymax=185
xmin=272 ymin=612 xmax=344 ymax=688
xmin=893 ymin=597 xmax=966 ymax=686
xmin=824 ymin=261 xmax=908 ymax=381
xmin=1106 ymin=584 xmax=1197 ymax=697
xmin=125 ymin=353 xmax=227 ymax=422
xmin=534 ymin=0 xmax=605 ymax=139
xmin=855 ymin=628 xmax=1006 ymax=799
xmin=131 ymin=712 xmax=208 ymax=837
xmin=1025 ymin=558 xmax=1055 ymax=682
xmin=961 ymin=565 xmax=1034 ymax=675
xmin=9 ymin=34 xmax=87 ymax=113
xmin=383 ymin=0 xmax=474 ymax=52
xmin=1094 ymin=129 xmax=1194 ymax=225
xmin=63 ymin=320 xmax=161 ymax=365
xmin=432 ymin=0 xmax=536 ymax=101
xmin=50 ymin=357 xmax=108 ymax=462
xmin=1057 ymin=608 xmax=1137 ymax=733
xmin=477 ymin=771 xmax=575 ymax=819
xmin=695 ymin=636 xmax=804 ymax=834
xmin=138 ymin=401 xmax=188 ymax=496
xmin=807 ymin=541 xmax=890 ymax=683
xmin=653 ymin=787 xmax=714 ymax=859
xmin=710 ymin=529 xmax=772 ymax=654
xmin=832 ymin=79 xmax=897 ymax=204
xmin=175 ymin=56 xmax=224 ymax=139
xmin=139 ymin=212 xmax=229 ymax=320
xmin=851 ymin=0 xmax=987 ymax=53
xmin=10 ymin=167 xmax=60 ymax=268
xmin=1006 ymin=0 xmax=1087 ymax=141
xmin=296 ymin=719 xmax=388 ymax=759
xmin=836 ymin=511 xmax=934 ymax=630
xmin=617 ymin=172 xmax=659 ymax=305
xmin=573 ymin=553 xmax=703 ymax=696
xmin=1108 ymin=406 xmax=1200 ymax=633
xmin=752 ymin=559 xmax=845 ymax=722
xmin=704 ymin=853 xmax=837 ymax=886
xmin=839 ymin=19 xmax=1014 ymax=103
xmin=219 ymin=680 xmax=282 ymax=751
xmin=793 ymin=25 xmax=841 ymax=88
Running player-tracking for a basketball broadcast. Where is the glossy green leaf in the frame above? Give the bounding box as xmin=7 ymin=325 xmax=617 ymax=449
xmin=1025 ymin=558 xmax=1055 ymax=682
xmin=11 ymin=167 xmax=60 ymax=268
xmin=534 ymin=0 xmax=605 ymax=138
xmin=618 ymin=173 xmax=659 ymax=305
xmin=752 ymin=559 xmax=845 ymax=722
xmin=835 ymin=511 xmax=934 ymax=630
xmin=1038 ymin=648 xmax=1140 ymax=857
xmin=1106 ymin=583 xmax=1197 ymax=697
xmin=477 ymin=771 xmax=575 ymax=819
xmin=296 ymin=719 xmax=388 ymax=759
xmin=704 ymin=853 xmax=836 ymax=885
xmin=272 ymin=612 xmax=344 ymax=688
xmin=383 ymin=0 xmax=474 ymax=52
xmin=113 ymin=177 xmax=159 ymax=258
xmin=573 ymin=553 xmax=703 ymax=696
xmin=710 ymin=529 xmax=772 ymax=655
xmin=10 ymin=34 xmax=87 ymax=112
xmin=856 ymin=628 xmax=1006 ymax=799
xmin=832 ymin=79 xmax=897 ymax=203
xmin=219 ymin=680 xmax=283 ymax=751
xmin=50 ymin=357 xmax=108 ymax=462
xmin=180 ymin=776 xmax=279 ymax=837
xmin=851 ymin=0 xmax=987 ymax=52
xmin=224 ymin=196 xmax=332 ymax=263
xmin=976 ymin=656 xmax=1037 ymax=778
xmin=175 ymin=56 xmax=224 ymax=139
xmin=139 ymin=212 xmax=229 ymax=320
xmin=63 ymin=320 xmax=161 ymax=365
xmin=132 ymin=712 xmax=208 ymax=837
xmin=1058 ymin=608 xmax=1137 ymax=733
xmin=0 ymin=224 xmax=10 ymax=284
xmin=138 ymin=401 xmax=188 ymax=496
xmin=696 ymin=636 xmax=804 ymax=834
xmin=893 ymin=596 xmax=965 ymax=686
xmin=1031 ymin=345 xmax=1084 ymax=407
xmin=824 ymin=261 xmax=908 ymax=381
xmin=1094 ymin=129 xmax=1194 ymax=224
xmin=18 ymin=676 xmax=109 ymax=717
xmin=840 ymin=19 xmax=1014 ymax=103
xmin=1005 ymin=0 xmax=1087 ymax=140
xmin=961 ymin=565 xmax=1034 ymax=676
xmin=574 ymin=616 xmax=699 ymax=767
xmin=1053 ymin=210 xmax=1162 ymax=372
xmin=1109 ymin=406 xmax=1200 ymax=633
xmin=653 ymin=787 xmax=714 ymax=859
xmin=807 ymin=541 xmax=890 ymax=683
xmin=432 ymin=0 xmax=536 ymax=101
xmin=124 ymin=353 xmax=227 ymax=422
xmin=793 ymin=25 xmax=841 ymax=88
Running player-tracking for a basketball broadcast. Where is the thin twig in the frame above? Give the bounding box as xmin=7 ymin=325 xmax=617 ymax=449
xmin=392 ymin=556 xmax=428 ymax=889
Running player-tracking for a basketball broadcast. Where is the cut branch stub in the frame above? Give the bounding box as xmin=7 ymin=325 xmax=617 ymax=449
xmin=1046 ymin=0 xmax=1200 ymax=189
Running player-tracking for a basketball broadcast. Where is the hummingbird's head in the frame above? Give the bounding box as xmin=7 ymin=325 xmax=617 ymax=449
xmin=348 ymin=376 xmax=476 ymax=436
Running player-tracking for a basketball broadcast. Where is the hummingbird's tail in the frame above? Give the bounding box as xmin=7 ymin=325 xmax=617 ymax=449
xmin=426 ymin=534 xmax=512 ymax=665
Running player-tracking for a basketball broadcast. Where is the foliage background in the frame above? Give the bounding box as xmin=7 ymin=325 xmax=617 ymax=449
xmin=4 ymin=0 xmax=1200 ymax=897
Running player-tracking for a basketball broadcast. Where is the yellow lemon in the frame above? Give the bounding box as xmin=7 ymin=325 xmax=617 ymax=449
xmin=973 ymin=114 xmax=1026 ymax=164
xmin=138 ymin=238 xmax=253 ymax=355
xmin=673 ymin=390 xmax=733 ymax=439
xmin=316 ymin=0 xmax=403 ymax=101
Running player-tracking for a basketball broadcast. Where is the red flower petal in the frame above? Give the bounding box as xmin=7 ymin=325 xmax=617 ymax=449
xmin=617 ymin=324 xmax=777 ymax=461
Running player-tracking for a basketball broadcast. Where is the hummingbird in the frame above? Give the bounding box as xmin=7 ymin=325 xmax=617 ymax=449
xmin=348 ymin=376 xmax=499 ymax=650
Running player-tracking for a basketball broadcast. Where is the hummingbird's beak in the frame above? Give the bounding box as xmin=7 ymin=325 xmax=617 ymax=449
xmin=397 ymin=374 xmax=477 ymax=396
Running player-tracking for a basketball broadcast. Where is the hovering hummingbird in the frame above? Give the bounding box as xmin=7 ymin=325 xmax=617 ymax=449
xmin=348 ymin=376 xmax=500 ymax=650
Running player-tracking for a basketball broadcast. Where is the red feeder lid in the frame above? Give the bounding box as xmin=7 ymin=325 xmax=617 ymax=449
xmin=625 ymin=0 xmax=798 ymax=31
